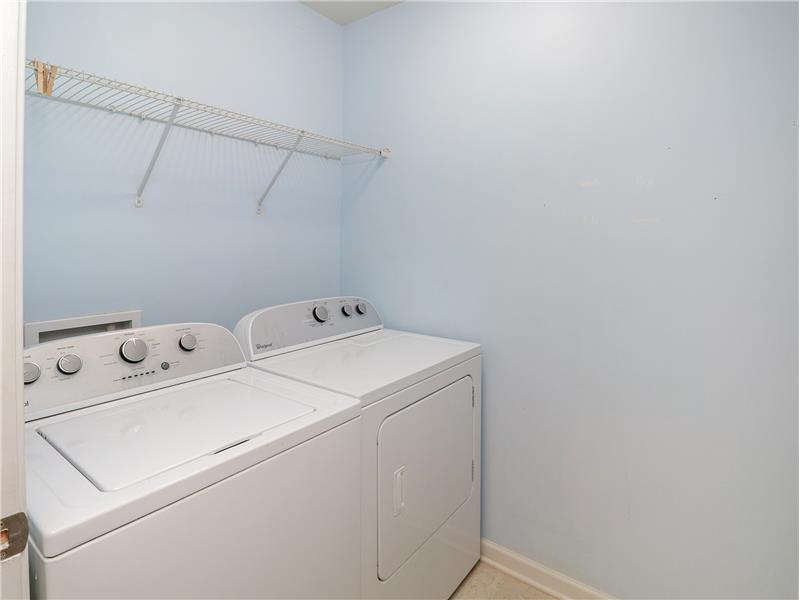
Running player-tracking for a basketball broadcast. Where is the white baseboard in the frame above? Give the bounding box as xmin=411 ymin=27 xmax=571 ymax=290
xmin=480 ymin=539 xmax=612 ymax=600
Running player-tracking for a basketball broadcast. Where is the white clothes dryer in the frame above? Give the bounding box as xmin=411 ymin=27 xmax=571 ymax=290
xmin=23 ymin=323 xmax=361 ymax=599
xmin=235 ymin=298 xmax=482 ymax=599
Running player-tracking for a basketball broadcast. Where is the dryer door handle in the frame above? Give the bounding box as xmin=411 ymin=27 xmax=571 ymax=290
xmin=393 ymin=466 xmax=406 ymax=517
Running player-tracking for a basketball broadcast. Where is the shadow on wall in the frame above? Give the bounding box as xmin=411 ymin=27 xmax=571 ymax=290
xmin=343 ymin=154 xmax=386 ymax=210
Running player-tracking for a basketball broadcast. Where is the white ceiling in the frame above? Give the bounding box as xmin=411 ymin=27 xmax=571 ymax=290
xmin=303 ymin=1 xmax=401 ymax=25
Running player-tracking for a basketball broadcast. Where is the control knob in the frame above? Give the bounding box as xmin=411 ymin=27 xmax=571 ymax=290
xmin=356 ymin=302 xmax=367 ymax=315
xmin=120 ymin=338 xmax=148 ymax=363
xmin=341 ymin=304 xmax=353 ymax=317
xmin=312 ymin=306 xmax=329 ymax=323
xmin=23 ymin=362 xmax=41 ymax=384
xmin=179 ymin=333 xmax=198 ymax=351
xmin=57 ymin=354 xmax=82 ymax=375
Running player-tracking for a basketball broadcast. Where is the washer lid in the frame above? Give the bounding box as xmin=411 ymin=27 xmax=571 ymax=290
xmin=37 ymin=378 xmax=313 ymax=491
xmin=258 ymin=329 xmax=480 ymax=407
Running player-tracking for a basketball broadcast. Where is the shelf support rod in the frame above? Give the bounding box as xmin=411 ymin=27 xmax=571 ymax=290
xmin=256 ymin=132 xmax=304 ymax=215
xmin=135 ymin=102 xmax=180 ymax=208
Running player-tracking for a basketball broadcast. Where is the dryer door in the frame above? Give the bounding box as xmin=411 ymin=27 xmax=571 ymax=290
xmin=377 ymin=376 xmax=474 ymax=580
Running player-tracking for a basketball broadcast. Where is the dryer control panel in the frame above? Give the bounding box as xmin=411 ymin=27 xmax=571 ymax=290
xmin=23 ymin=323 xmax=246 ymax=421
xmin=234 ymin=297 xmax=383 ymax=360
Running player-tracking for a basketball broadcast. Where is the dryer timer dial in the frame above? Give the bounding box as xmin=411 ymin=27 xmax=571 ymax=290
xmin=312 ymin=306 xmax=329 ymax=323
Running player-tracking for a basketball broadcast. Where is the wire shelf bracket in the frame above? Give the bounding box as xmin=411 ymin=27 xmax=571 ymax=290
xmin=135 ymin=102 xmax=180 ymax=208
xmin=257 ymin=132 xmax=303 ymax=215
xmin=25 ymin=59 xmax=390 ymax=212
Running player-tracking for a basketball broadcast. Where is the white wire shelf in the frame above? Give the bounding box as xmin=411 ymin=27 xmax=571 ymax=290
xmin=25 ymin=59 xmax=389 ymax=212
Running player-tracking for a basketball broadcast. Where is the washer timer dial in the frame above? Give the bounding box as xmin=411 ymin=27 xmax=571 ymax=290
xmin=120 ymin=338 xmax=148 ymax=363
xmin=57 ymin=354 xmax=82 ymax=375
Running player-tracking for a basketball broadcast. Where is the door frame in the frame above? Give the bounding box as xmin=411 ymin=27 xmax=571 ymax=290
xmin=0 ymin=0 xmax=28 ymax=598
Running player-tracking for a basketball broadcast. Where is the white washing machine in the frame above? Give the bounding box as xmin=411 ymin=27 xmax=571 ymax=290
xmin=22 ymin=323 xmax=361 ymax=599
xmin=234 ymin=297 xmax=482 ymax=599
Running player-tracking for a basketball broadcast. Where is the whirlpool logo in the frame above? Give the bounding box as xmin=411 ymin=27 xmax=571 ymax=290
xmin=255 ymin=342 xmax=273 ymax=351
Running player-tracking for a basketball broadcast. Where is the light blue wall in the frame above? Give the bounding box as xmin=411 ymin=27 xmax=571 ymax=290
xmin=342 ymin=3 xmax=798 ymax=598
xmin=24 ymin=2 xmax=800 ymax=597
xmin=25 ymin=2 xmax=343 ymax=330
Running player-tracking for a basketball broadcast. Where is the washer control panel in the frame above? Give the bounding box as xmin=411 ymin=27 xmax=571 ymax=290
xmin=234 ymin=297 xmax=382 ymax=360
xmin=23 ymin=323 xmax=246 ymax=421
